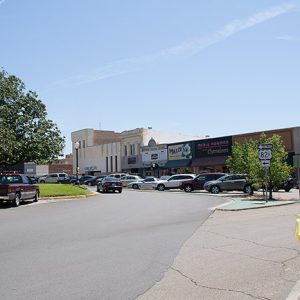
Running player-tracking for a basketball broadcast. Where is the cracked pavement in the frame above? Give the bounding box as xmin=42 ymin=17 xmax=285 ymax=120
xmin=137 ymin=203 xmax=300 ymax=300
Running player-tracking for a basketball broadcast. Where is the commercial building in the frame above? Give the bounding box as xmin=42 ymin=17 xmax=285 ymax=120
xmin=71 ymin=128 xmax=202 ymax=176
xmin=71 ymin=126 xmax=300 ymax=177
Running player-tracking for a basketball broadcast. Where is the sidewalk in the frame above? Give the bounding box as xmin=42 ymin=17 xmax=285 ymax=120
xmin=138 ymin=189 xmax=300 ymax=300
xmin=216 ymin=189 xmax=300 ymax=211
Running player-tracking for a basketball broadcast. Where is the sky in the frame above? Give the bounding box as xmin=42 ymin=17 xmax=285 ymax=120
xmin=1 ymin=0 xmax=300 ymax=155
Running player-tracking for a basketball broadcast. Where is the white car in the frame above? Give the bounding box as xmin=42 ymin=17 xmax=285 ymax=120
xmin=127 ymin=177 xmax=160 ymax=190
xmin=120 ymin=175 xmax=144 ymax=187
xmin=155 ymin=174 xmax=196 ymax=191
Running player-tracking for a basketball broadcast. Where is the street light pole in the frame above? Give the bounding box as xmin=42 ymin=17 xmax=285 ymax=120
xmin=74 ymin=141 xmax=80 ymax=185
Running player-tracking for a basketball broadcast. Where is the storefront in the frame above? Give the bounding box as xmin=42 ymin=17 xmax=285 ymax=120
xmin=141 ymin=144 xmax=167 ymax=177
xmin=191 ymin=136 xmax=232 ymax=173
xmin=164 ymin=142 xmax=193 ymax=175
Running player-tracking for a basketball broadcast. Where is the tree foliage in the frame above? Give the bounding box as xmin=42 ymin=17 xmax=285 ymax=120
xmin=227 ymin=133 xmax=293 ymax=196
xmin=0 ymin=70 xmax=65 ymax=169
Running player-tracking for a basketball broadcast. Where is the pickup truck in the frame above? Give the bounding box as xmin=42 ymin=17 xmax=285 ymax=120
xmin=0 ymin=174 xmax=39 ymax=207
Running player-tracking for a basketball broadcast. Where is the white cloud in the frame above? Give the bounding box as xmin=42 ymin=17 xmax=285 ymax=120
xmin=0 ymin=0 xmax=7 ymax=5
xmin=57 ymin=1 xmax=297 ymax=86
xmin=275 ymin=35 xmax=300 ymax=41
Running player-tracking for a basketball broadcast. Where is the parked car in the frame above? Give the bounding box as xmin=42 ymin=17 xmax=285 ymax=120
xmin=38 ymin=173 xmax=68 ymax=183
xmin=0 ymin=174 xmax=39 ymax=207
xmin=120 ymin=175 xmax=143 ymax=187
xmin=155 ymin=174 xmax=196 ymax=191
xmin=180 ymin=173 xmax=226 ymax=192
xmin=270 ymin=176 xmax=297 ymax=192
xmin=96 ymin=177 xmax=122 ymax=193
xmin=159 ymin=175 xmax=171 ymax=181
xmin=110 ymin=173 xmax=128 ymax=179
xmin=204 ymin=174 xmax=253 ymax=194
xmin=59 ymin=175 xmax=78 ymax=184
xmin=82 ymin=175 xmax=107 ymax=186
xmin=127 ymin=177 xmax=160 ymax=190
xmin=79 ymin=175 xmax=96 ymax=185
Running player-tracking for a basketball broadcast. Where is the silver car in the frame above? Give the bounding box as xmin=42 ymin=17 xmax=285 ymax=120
xmin=127 ymin=177 xmax=160 ymax=190
xmin=155 ymin=174 xmax=196 ymax=191
xmin=38 ymin=173 xmax=68 ymax=183
xmin=120 ymin=175 xmax=143 ymax=187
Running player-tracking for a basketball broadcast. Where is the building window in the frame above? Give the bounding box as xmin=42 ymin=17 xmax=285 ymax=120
xmin=130 ymin=144 xmax=135 ymax=155
xmin=79 ymin=141 xmax=81 ymax=149
xmin=110 ymin=156 xmax=113 ymax=172
xmin=115 ymin=156 xmax=118 ymax=172
xmin=106 ymin=157 xmax=108 ymax=173
xmin=124 ymin=145 xmax=127 ymax=156
xmin=83 ymin=140 xmax=85 ymax=148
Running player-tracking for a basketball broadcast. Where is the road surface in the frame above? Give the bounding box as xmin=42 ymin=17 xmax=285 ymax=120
xmin=0 ymin=189 xmax=227 ymax=300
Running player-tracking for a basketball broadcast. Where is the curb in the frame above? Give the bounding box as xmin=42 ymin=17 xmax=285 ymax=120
xmin=40 ymin=192 xmax=98 ymax=201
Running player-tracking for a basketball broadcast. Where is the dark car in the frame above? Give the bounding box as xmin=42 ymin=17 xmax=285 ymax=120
xmin=59 ymin=175 xmax=78 ymax=184
xmin=84 ymin=175 xmax=107 ymax=186
xmin=79 ymin=175 xmax=96 ymax=185
xmin=97 ymin=177 xmax=122 ymax=193
xmin=180 ymin=173 xmax=226 ymax=192
xmin=272 ymin=176 xmax=297 ymax=192
xmin=204 ymin=174 xmax=253 ymax=194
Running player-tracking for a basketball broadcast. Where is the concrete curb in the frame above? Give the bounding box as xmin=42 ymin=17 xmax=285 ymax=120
xmin=39 ymin=192 xmax=98 ymax=201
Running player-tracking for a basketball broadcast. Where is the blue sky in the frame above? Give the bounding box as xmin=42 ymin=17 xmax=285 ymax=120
xmin=1 ymin=0 xmax=299 ymax=155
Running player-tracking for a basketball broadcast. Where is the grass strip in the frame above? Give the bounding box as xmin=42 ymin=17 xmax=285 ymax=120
xmin=39 ymin=184 xmax=93 ymax=197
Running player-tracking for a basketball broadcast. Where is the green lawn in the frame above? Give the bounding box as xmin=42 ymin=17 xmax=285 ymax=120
xmin=39 ymin=184 xmax=93 ymax=197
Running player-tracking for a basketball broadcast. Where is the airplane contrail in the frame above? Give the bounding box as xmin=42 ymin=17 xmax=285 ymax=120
xmin=55 ymin=1 xmax=297 ymax=86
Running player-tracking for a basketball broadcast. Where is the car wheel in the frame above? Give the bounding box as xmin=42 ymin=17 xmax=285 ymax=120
xmin=97 ymin=188 xmax=100 ymax=193
xmin=184 ymin=185 xmax=193 ymax=192
xmin=40 ymin=180 xmax=45 ymax=184
xmin=12 ymin=193 xmax=20 ymax=207
xmin=132 ymin=184 xmax=139 ymax=189
xmin=88 ymin=182 xmax=92 ymax=186
xmin=272 ymin=187 xmax=279 ymax=192
xmin=243 ymin=185 xmax=253 ymax=194
xmin=157 ymin=184 xmax=165 ymax=191
xmin=210 ymin=186 xmax=220 ymax=194
xmin=284 ymin=188 xmax=291 ymax=192
xmin=33 ymin=191 xmax=39 ymax=202
xmin=119 ymin=189 xmax=122 ymax=193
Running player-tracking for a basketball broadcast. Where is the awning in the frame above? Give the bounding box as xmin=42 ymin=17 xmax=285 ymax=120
xmin=191 ymin=156 xmax=228 ymax=167
xmin=164 ymin=159 xmax=191 ymax=168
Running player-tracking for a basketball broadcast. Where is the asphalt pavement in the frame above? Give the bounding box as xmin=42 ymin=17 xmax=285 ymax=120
xmin=138 ymin=189 xmax=300 ymax=300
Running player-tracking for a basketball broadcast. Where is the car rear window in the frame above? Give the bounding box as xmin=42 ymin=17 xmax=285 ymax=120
xmin=0 ymin=175 xmax=22 ymax=184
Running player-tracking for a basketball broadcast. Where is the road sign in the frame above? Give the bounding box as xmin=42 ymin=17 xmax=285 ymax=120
xmin=258 ymin=144 xmax=273 ymax=163
xmin=258 ymin=144 xmax=273 ymax=150
xmin=261 ymin=160 xmax=271 ymax=167
xmin=259 ymin=149 xmax=272 ymax=160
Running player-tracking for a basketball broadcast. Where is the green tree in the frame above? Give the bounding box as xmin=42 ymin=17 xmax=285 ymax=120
xmin=226 ymin=133 xmax=293 ymax=199
xmin=0 ymin=70 xmax=65 ymax=170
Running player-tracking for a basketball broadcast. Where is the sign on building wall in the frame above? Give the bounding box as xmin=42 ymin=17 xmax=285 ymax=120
xmin=168 ymin=143 xmax=192 ymax=160
xmin=195 ymin=137 xmax=232 ymax=157
xmin=142 ymin=147 xmax=168 ymax=163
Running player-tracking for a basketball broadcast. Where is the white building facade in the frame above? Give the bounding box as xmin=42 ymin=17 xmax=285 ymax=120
xmin=71 ymin=127 xmax=202 ymax=176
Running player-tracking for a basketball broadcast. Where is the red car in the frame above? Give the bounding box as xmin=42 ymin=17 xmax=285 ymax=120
xmin=0 ymin=173 xmax=39 ymax=207
xmin=180 ymin=173 xmax=226 ymax=192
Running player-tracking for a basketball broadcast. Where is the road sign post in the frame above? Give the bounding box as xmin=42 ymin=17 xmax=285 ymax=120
xmin=258 ymin=144 xmax=273 ymax=201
